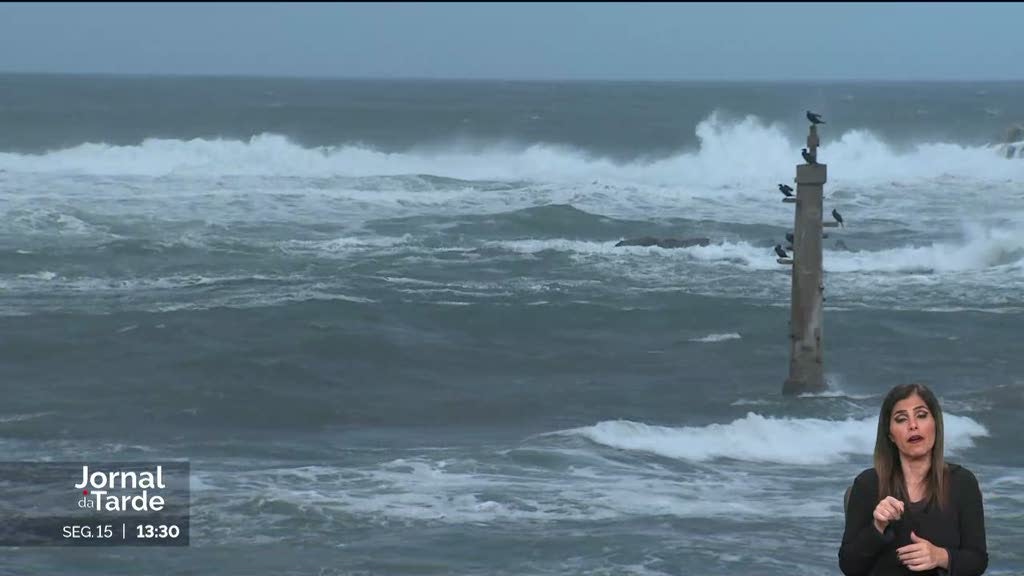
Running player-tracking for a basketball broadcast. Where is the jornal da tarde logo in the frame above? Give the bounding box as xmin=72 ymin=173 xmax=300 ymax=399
xmin=0 ymin=461 xmax=190 ymax=547
xmin=75 ymin=465 xmax=167 ymax=512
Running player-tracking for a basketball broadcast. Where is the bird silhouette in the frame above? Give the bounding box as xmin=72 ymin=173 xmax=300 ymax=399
xmin=774 ymin=244 xmax=789 ymax=259
xmin=832 ymin=208 xmax=845 ymax=227
xmin=778 ymin=184 xmax=794 ymax=197
xmin=801 ymin=148 xmax=817 ymax=164
xmin=807 ymin=110 xmax=825 ymax=125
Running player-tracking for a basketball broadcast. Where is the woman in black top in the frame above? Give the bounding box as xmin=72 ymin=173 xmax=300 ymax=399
xmin=839 ymin=383 xmax=988 ymax=576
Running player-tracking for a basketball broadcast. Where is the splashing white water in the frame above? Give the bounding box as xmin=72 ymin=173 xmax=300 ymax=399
xmin=690 ymin=333 xmax=742 ymax=343
xmin=2 ymin=113 xmax=1021 ymax=186
xmin=565 ymin=412 xmax=989 ymax=465
xmin=489 ymin=224 xmax=1024 ymax=274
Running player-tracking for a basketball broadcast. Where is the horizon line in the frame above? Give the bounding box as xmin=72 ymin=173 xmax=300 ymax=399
xmin=2 ymin=70 xmax=1023 ymax=84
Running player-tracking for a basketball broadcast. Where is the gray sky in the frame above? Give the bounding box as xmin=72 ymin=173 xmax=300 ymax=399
xmin=1 ymin=2 xmax=1022 ymax=81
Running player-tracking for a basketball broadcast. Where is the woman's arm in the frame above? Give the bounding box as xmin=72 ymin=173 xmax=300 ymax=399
xmin=839 ymin=473 xmax=893 ymax=576
xmin=946 ymin=469 xmax=988 ymax=576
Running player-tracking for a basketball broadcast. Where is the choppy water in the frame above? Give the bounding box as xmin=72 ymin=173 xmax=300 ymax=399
xmin=1 ymin=75 xmax=1022 ymax=575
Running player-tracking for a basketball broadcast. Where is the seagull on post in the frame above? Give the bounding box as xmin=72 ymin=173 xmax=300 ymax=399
xmin=832 ymin=208 xmax=845 ymax=227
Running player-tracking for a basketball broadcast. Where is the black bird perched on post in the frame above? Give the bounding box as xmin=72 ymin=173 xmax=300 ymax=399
xmin=774 ymin=244 xmax=789 ymax=259
xmin=785 ymin=232 xmax=794 ymax=244
xmin=778 ymin=184 xmax=794 ymax=197
xmin=806 ymin=110 xmax=825 ymax=125
xmin=832 ymin=208 xmax=844 ymax=227
xmin=801 ymin=148 xmax=817 ymax=164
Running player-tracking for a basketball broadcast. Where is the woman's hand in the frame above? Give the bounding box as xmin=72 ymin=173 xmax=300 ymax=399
xmin=872 ymin=496 xmax=904 ymax=533
xmin=896 ymin=531 xmax=950 ymax=571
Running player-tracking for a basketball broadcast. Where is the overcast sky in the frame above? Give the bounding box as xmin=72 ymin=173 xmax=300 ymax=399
xmin=1 ymin=2 xmax=1021 ymax=81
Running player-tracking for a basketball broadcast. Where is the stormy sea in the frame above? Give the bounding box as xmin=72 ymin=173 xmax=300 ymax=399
xmin=1 ymin=75 xmax=1022 ymax=575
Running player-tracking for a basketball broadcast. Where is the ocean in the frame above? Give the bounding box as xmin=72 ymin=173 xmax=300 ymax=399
xmin=1 ymin=74 xmax=1022 ymax=575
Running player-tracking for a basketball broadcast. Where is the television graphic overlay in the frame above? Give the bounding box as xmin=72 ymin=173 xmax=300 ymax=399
xmin=0 ymin=461 xmax=190 ymax=546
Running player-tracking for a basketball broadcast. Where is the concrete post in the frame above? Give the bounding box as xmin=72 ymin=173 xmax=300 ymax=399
xmin=783 ymin=125 xmax=827 ymax=395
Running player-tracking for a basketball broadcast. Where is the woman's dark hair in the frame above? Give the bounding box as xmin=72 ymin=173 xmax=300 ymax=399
xmin=874 ymin=382 xmax=948 ymax=509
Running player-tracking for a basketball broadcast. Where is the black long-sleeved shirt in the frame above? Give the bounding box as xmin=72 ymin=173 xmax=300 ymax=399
xmin=839 ymin=463 xmax=988 ymax=576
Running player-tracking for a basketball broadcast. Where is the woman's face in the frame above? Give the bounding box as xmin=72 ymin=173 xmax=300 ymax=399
xmin=888 ymin=393 xmax=936 ymax=461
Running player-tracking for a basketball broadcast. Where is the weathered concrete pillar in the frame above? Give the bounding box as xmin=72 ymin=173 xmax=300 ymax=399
xmin=783 ymin=125 xmax=827 ymax=395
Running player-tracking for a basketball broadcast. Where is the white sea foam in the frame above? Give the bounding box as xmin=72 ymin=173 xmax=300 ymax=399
xmin=0 ymin=411 xmax=55 ymax=424
xmin=2 ymin=112 xmax=1020 ymax=314
xmin=563 ymin=412 xmax=989 ymax=465
xmin=181 ymin=407 xmax=996 ymax=531
xmin=279 ymin=234 xmax=413 ymax=255
xmin=690 ymin=333 xmax=742 ymax=343
xmin=489 ymin=224 xmax=1024 ymax=274
xmin=824 ymin=225 xmax=1024 ymax=274
xmin=2 ymin=114 xmax=1021 ymax=187
xmin=191 ymin=457 xmax=842 ymax=528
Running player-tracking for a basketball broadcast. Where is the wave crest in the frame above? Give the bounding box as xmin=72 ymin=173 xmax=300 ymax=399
xmin=564 ymin=412 xmax=988 ymax=465
xmin=3 ymin=113 xmax=1021 ymax=185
